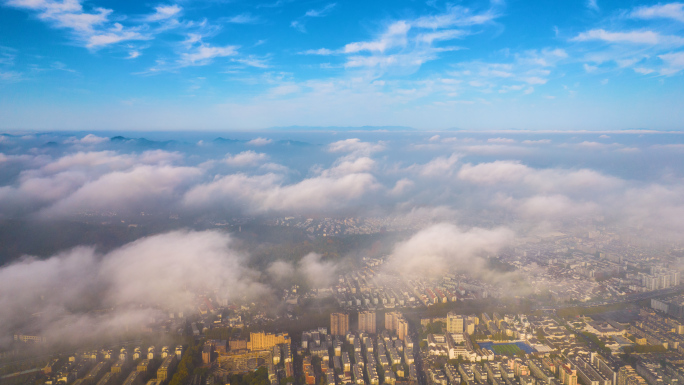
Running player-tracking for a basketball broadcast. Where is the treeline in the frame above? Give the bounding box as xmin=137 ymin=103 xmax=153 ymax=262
xmin=205 ymin=327 xmax=252 ymax=341
xmin=169 ymin=342 xmax=202 ymax=385
xmin=472 ymin=332 xmax=514 ymax=342
xmin=229 ymin=366 xmax=270 ymax=385
xmin=580 ymin=332 xmax=612 ymax=356
xmin=557 ymin=303 xmax=629 ymax=318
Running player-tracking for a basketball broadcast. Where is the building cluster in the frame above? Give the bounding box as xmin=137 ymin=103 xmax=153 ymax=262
xmin=200 ymin=332 xmax=291 ymax=375
xmin=629 ymin=309 xmax=684 ymax=351
xmin=266 ymin=216 xmax=430 ymax=237
xmin=39 ymin=345 xmax=182 ymax=385
xmin=640 ymin=267 xmax=680 ymax=291
xmin=651 ymin=295 xmax=684 ymax=319
xmin=333 ymin=263 xmax=492 ymax=313
xmin=299 ymin=324 xmax=417 ymax=385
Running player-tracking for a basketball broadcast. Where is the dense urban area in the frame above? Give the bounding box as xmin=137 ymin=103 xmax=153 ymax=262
xmin=3 ymin=216 xmax=684 ymax=385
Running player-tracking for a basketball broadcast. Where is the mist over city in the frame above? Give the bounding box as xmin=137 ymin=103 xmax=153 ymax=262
xmin=2 ymin=0 xmax=684 ymax=384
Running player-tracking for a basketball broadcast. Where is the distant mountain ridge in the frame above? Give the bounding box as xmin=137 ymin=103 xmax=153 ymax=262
xmin=267 ymin=125 xmax=416 ymax=132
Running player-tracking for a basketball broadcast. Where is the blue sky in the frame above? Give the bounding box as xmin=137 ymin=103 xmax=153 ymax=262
xmin=1 ymin=0 xmax=683 ymax=130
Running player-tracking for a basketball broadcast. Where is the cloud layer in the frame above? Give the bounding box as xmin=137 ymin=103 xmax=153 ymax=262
xmin=0 ymin=230 xmax=266 ymax=346
xmin=1 ymin=131 xmax=684 ymax=345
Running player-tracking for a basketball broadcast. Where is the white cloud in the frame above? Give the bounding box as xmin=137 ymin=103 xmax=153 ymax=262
xmin=384 ymin=223 xmax=514 ymax=278
xmin=183 ymin=171 xmax=380 ymax=214
xmin=413 ymin=5 xmax=500 ymax=29
xmin=321 ymin=157 xmax=376 ymax=177
xmin=634 ymin=67 xmax=655 ymax=74
xmin=571 ymin=29 xmax=684 ymax=45
xmin=587 ymin=0 xmax=600 ymax=12
xmin=269 ymin=84 xmax=300 ymax=96
xmin=487 ymin=137 xmax=516 ymax=143
xmin=39 ymin=165 xmax=202 ymax=217
xmin=389 ymin=178 xmax=414 ymax=196
xmin=524 ymin=76 xmax=548 ymax=85
xmin=179 ymin=44 xmax=239 ymax=66
xmin=146 ymin=4 xmax=182 ymax=22
xmin=304 ymin=3 xmax=337 ymax=18
xmin=659 ymin=51 xmax=684 ymax=75
xmin=408 ymin=153 xmax=460 ymax=177
xmin=498 ymin=84 xmax=525 ymax=93
xmin=0 ymin=70 xmax=22 ymax=82
xmin=0 ymin=230 xmax=268 ymax=346
xmin=224 ymin=151 xmax=268 ymax=166
xmin=226 ymin=13 xmax=259 ymax=24
xmin=291 ymin=3 xmax=337 ymax=32
xmin=267 ymin=252 xmax=338 ymax=289
xmin=232 ymin=56 xmax=270 ymax=68
xmin=297 ymin=253 xmax=337 ymax=288
xmin=6 ymin=0 xmax=148 ymax=49
xmin=503 ymin=194 xmax=600 ymax=220
xmin=64 ymin=134 xmax=109 ymax=145
xmin=522 ymin=139 xmax=551 ymax=144
xmin=457 ymin=160 xmax=622 ymax=193
xmin=344 ymin=21 xmax=410 ymax=54
xmin=0 ymin=150 xmax=193 ymax=217
xmin=86 ymin=23 xmax=148 ymax=49
xmin=247 ymin=137 xmax=273 ymax=146
xmin=584 ymin=63 xmax=598 ymax=72
xmin=301 ymin=48 xmax=335 ymax=55
xmin=305 ymin=5 xmax=497 ymax=74
xmin=630 ymin=3 xmax=684 ymax=22
xmin=328 ymin=138 xmax=385 ymax=155
xmin=416 ymin=29 xmax=467 ymax=44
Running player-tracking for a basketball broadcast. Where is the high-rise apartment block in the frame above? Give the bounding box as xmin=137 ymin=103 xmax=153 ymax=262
xmin=385 ymin=312 xmax=409 ymax=340
xmin=331 ymin=313 xmax=349 ymax=336
xmin=641 ymin=269 xmax=680 ymax=291
xmin=446 ymin=312 xmax=464 ymax=334
xmin=358 ymin=311 xmax=376 ymax=334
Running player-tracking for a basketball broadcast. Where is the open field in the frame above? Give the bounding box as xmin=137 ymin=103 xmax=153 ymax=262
xmin=490 ymin=344 xmax=524 ymax=356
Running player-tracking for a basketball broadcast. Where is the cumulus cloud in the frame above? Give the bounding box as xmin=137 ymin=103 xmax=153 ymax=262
xmin=224 ymin=151 xmax=269 ymax=166
xmin=619 ymin=184 xmax=684 ymax=238
xmin=146 ymin=4 xmax=182 ymax=22
xmin=383 ymin=223 xmax=514 ymax=278
xmin=267 ymin=253 xmax=339 ymax=289
xmin=247 ymin=137 xmax=273 ymax=146
xmin=0 ymin=230 xmax=267 ymax=347
xmin=328 ymin=138 xmax=385 ymax=155
xmin=39 ymin=165 xmax=202 ymax=217
xmin=0 ymin=150 xmax=195 ymax=217
xmin=389 ymin=178 xmax=414 ymax=196
xmin=407 ymin=153 xmax=460 ymax=177
xmin=65 ymin=134 xmax=110 ymax=145
xmin=630 ymin=3 xmax=684 ymax=22
xmin=183 ymin=171 xmax=380 ymax=214
xmin=457 ymin=160 xmax=623 ymax=193
xmin=495 ymin=193 xmax=600 ymax=221
xmin=320 ymin=156 xmax=376 ymax=177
